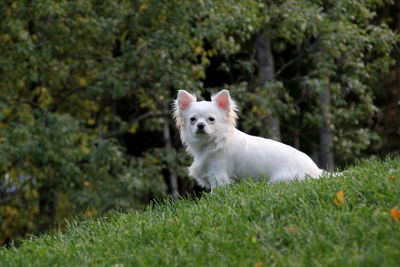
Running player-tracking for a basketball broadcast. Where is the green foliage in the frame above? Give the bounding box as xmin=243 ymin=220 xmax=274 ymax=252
xmin=1 ymin=157 xmax=399 ymax=266
xmin=0 ymin=0 xmax=264 ymax=243
xmin=232 ymin=0 xmax=398 ymax=162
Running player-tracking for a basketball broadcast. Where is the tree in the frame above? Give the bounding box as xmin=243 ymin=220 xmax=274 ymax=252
xmin=256 ymin=30 xmax=281 ymax=141
xmin=0 ymin=0 xmax=262 ymax=244
xmin=228 ymin=0 xmax=397 ymax=168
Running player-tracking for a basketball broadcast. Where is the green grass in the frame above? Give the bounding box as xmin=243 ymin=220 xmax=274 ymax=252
xmin=1 ymin=157 xmax=400 ymax=267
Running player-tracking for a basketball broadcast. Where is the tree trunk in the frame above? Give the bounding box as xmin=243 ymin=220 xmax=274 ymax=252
xmin=38 ymin=184 xmax=57 ymax=231
xmin=319 ymin=89 xmax=334 ymax=170
xmin=256 ymin=32 xmax=281 ymax=141
xmin=293 ymin=128 xmax=300 ymax=149
xmin=394 ymin=0 xmax=400 ymax=152
xmin=293 ymin=43 xmax=302 ymax=150
xmin=396 ymin=0 xmax=400 ymax=107
xmin=162 ymin=102 xmax=179 ymax=200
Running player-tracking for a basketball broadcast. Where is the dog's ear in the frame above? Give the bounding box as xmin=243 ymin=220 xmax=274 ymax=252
xmin=176 ymin=90 xmax=196 ymax=111
xmin=212 ymin=89 xmax=238 ymax=126
xmin=173 ymin=90 xmax=196 ymax=130
xmin=212 ymin=89 xmax=232 ymax=111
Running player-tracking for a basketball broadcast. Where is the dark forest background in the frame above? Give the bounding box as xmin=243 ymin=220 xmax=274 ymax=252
xmin=1 ymin=0 xmax=399 ymax=245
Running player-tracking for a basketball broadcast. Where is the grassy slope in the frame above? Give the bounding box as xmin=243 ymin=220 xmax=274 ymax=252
xmin=1 ymin=157 xmax=400 ymax=267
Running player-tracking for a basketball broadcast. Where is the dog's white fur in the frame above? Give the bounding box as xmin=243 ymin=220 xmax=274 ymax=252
xmin=174 ymin=89 xmax=323 ymax=190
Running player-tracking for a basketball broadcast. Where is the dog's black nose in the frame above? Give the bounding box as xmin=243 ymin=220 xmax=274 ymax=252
xmin=197 ymin=122 xmax=205 ymax=130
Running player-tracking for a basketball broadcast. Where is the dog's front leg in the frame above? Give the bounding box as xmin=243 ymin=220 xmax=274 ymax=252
xmin=208 ymin=171 xmax=232 ymax=192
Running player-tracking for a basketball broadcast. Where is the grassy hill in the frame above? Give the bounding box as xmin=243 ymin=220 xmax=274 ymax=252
xmin=1 ymin=157 xmax=399 ymax=266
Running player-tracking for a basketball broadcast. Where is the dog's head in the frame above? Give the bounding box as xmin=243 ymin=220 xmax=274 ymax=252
xmin=173 ymin=89 xmax=237 ymax=145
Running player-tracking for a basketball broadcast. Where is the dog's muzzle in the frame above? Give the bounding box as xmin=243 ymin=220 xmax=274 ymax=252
xmin=196 ymin=122 xmax=206 ymax=134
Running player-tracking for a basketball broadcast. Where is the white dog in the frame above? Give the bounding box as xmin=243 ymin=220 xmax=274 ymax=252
xmin=174 ymin=89 xmax=323 ymax=190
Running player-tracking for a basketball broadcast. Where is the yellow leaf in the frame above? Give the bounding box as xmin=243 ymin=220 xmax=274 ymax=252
xmin=129 ymin=124 xmax=138 ymax=134
xmin=78 ymin=77 xmax=88 ymax=87
xmin=139 ymin=4 xmax=148 ymax=10
xmin=9 ymin=169 xmax=18 ymax=180
xmin=284 ymin=225 xmax=298 ymax=234
xmin=391 ymin=207 xmax=400 ymax=223
xmin=1 ymin=34 xmax=12 ymax=43
xmin=84 ymin=100 xmax=99 ymax=112
xmin=81 ymin=146 xmax=90 ymax=154
xmin=84 ymin=208 xmax=97 ymax=217
xmin=195 ymin=46 xmax=203 ymax=55
xmin=168 ymin=217 xmax=178 ymax=222
xmin=3 ymin=107 xmax=12 ymax=116
xmin=333 ymin=190 xmax=344 ymax=206
xmin=87 ymin=118 xmax=96 ymax=125
xmin=35 ymin=87 xmax=53 ymax=109
xmin=16 ymin=80 xmax=25 ymax=89
xmin=201 ymin=56 xmax=210 ymax=66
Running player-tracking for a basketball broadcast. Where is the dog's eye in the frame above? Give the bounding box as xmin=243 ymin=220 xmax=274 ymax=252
xmin=190 ymin=117 xmax=196 ymax=122
xmin=208 ymin=117 xmax=215 ymax=122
